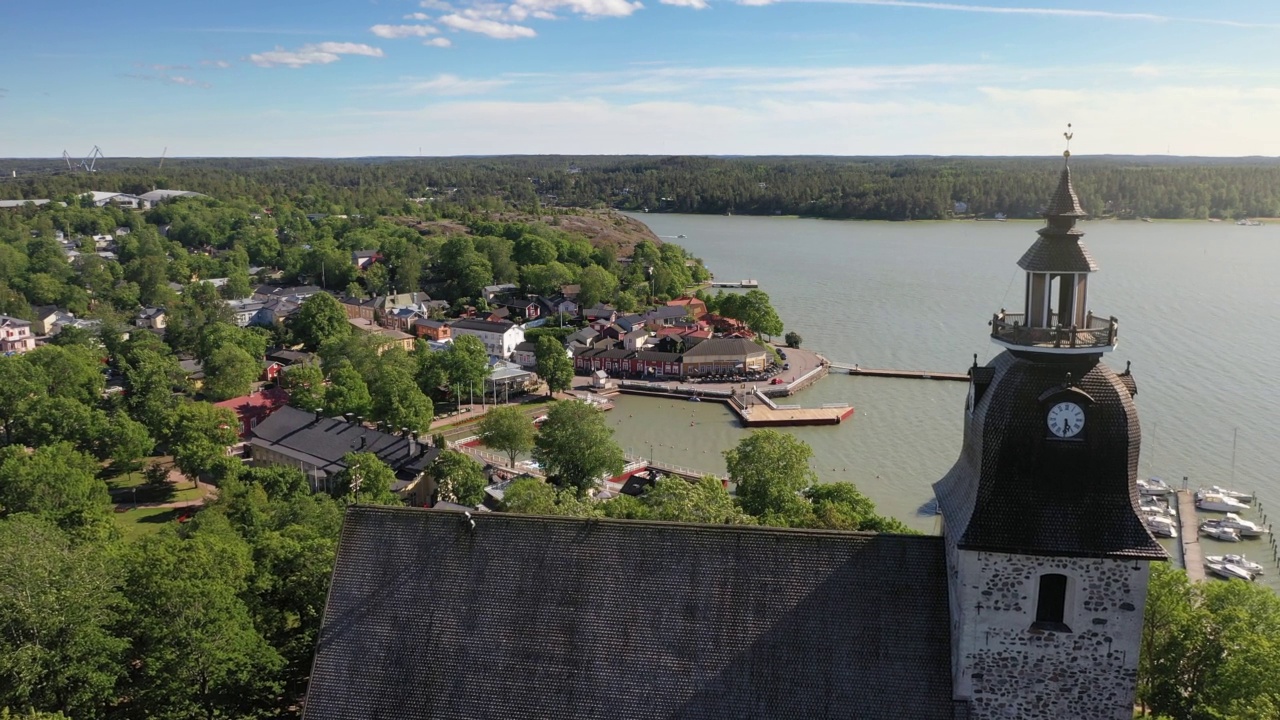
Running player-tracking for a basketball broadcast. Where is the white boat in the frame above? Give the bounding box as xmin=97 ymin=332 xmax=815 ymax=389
xmin=1138 ymin=477 xmax=1172 ymax=495
xmin=1205 ymin=554 xmax=1265 ymax=575
xmin=1196 ymin=492 xmax=1251 ymax=513
xmin=1203 ymin=513 xmax=1269 ymax=538
xmin=1144 ymin=514 xmax=1178 ymax=538
xmin=1200 ymin=524 xmax=1242 ymax=542
xmin=1206 ymin=562 xmax=1255 ymax=581
xmin=1198 ymin=485 xmax=1253 ymax=504
xmin=1140 ymin=502 xmax=1176 ymax=518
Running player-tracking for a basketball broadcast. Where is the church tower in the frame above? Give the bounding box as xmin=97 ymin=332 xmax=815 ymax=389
xmin=934 ymin=137 xmax=1166 ymax=720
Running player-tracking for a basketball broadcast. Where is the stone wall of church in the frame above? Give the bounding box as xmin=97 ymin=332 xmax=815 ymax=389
xmin=948 ymin=547 xmax=1151 ymax=720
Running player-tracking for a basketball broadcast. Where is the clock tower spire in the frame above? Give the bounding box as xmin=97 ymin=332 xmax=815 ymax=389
xmin=934 ymin=129 xmax=1165 ymax=720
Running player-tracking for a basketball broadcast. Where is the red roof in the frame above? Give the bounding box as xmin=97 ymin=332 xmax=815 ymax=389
xmin=215 ymin=388 xmax=290 ymax=436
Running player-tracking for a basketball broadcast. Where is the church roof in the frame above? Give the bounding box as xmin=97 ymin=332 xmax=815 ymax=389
xmin=303 ymin=507 xmax=958 ymax=720
xmin=1044 ymin=164 xmax=1086 ymax=218
xmin=933 ymin=352 xmax=1166 ymax=560
xmin=1017 ymin=161 xmax=1099 ymax=271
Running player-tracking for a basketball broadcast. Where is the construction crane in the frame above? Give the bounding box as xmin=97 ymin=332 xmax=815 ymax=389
xmin=62 ymin=150 xmax=75 ymax=171
xmin=80 ymin=145 xmax=104 ymax=172
xmin=158 ymin=147 xmax=167 ymax=169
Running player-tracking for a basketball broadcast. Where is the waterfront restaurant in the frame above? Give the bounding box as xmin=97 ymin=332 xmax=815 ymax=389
xmin=680 ymin=337 xmax=768 ymax=376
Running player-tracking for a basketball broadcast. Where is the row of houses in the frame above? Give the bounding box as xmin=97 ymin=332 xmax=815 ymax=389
xmin=572 ymin=336 xmax=769 ymax=378
xmin=0 ymin=189 xmax=207 ymax=211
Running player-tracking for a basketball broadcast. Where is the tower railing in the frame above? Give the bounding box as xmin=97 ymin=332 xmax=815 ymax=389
xmin=990 ymin=310 xmax=1117 ymax=349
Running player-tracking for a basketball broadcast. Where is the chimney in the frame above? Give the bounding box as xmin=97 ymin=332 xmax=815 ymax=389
xmin=344 ymin=412 xmax=354 ymax=424
xmin=358 ymin=436 xmax=367 ymax=450
xmin=313 ymin=408 xmax=323 ymax=423
xmin=408 ymin=433 xmax=417 ymax=458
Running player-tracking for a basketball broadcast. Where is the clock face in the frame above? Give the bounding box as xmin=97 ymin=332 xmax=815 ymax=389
xmin=1046 ymin=401 xmax=1085 ymax=438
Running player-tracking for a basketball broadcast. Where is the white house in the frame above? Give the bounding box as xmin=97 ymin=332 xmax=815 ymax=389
xmin=85 ymin=191 xmax=147 ymax=209
xmin=0 ymin=316 xmax=36 ymax=354
xmin=450 ymin=318 xmax=525 ymax=359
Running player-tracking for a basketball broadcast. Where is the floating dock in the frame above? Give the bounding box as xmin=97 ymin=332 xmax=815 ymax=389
xmin=709 ymin=279 xmax=759 ymax=288
xmin=616 ymin=384 xmax=853 ymax=427
xmin=831 ymin=364 xmax=969 ymax=382
xmin=1174 ymin=489 xmax=1206 ymax=583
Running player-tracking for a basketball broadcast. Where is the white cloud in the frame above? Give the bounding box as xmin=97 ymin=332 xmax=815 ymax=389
xmin=201 ymin=59 xmax=233 ymax=68
xmin=1130 ymin=64 xmax=1161 ymax=78
xmin=439 ymin=15 xmax=537 ymax=38
xmin=405 ymin=12 xmax=434 ymax=20
xmin=754 ymin=0 xmax=1280 ymax=29
xmin=122 ymin=73 xmax=212 ymax=89
xmin=401 ymin=74 xmax=511 ymax=94
xmin=419 ymin=0 xmax=456 ymax=10
xmin=249 ymin=41 xmax=384 ymax=68
xmin=136 ymin=62 xmax=192 ymax=71
xmin=512 ymin=0 xmax=644 ymax=17
xmin=371 ymin=24 xmax=440 ymax=38
xmin=661 ymin=0 xmax=710 ymax=7
xmin=426 ymin=37 xmax=454 ymax=47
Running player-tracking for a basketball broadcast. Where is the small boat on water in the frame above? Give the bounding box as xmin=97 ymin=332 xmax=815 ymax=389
xmin=1202 ymin=513 xmax=1269 ymax=538
xmin=1197 ymin=485 xmax=1254 ymax=504
xmin=1206 ymin=562 xmax=1255 ymax=581
xmin=1140 ymin=502 xmax=1176 ymax=518
xmin=1144 ymin=514 xmax=1178 ymax=538
xmin=1201 ymin=524 xmax=1243 ymax=542
xmin=687 ymin=396 xmax=702 ymax=402
xmin=1138 ymin=477 xmax=1172 ymax=495
xmin=677 ymin=234 xmax=687 ymax=238
xmin=1196 ymin=492 xmax=1251 ymax=513
xmin=1205 ymin=554 xmax=1265 ymax=575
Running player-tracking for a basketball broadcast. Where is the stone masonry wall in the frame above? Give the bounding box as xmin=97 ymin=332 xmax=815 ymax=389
xmin=950 ymin=548 xmax=1151 ymax=720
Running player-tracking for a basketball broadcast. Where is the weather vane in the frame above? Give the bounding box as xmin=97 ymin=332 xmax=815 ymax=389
xmin=1063 ymin=123 xmax=1073 ymax=159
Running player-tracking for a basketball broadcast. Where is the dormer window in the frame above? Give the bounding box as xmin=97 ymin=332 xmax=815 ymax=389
xmin=1032 ymin=573 xmax=1072 ymax=633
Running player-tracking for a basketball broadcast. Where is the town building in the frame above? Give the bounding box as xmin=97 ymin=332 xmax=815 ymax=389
xmin=347 ymin=317 xmax=416 ymax=353
xmin=351 ymin=250 xmax=380 ymax=270
xmin=300 ymin=156 xmax=1160 ymax=720
xmin=0 ymin=316 xmax=35 ymax=354
xmin=449 ymin=318 xmax=524 ymax=359
xmin=134 ymin=307 xmax=167 ymax=330
xmin=84 ymin=191 xmax=147 ymax=209
xmin=215 ymin=388 xmax=289 ymax=438
xmin=252 ymin=284 xmax=323 ymax=304
xmin=248 ymin=405 xmax=440 ymax=505
xmin=137 ymin=189 xmax=207 ymax=204
xmin=412 ymin=318 xmax=452 ymax=342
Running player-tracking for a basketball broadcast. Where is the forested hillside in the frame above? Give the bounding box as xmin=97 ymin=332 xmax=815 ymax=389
xmin=5 ymin=154 xmax=1280 ymax=220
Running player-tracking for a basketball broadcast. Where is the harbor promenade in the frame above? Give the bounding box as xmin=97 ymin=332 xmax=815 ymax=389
xmin=1175 ymin=489 xmax=1206 ymax=582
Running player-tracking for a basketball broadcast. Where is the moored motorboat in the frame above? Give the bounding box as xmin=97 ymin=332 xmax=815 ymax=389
xmin=1206 ymin=562 xmax=1255 ymax=581
xmin=1205 ymin=554 xmax=1265 ymax=575
xmin=1140 ymin=502 xmax=1176 ymax=518
xmin=1200 ymin=524 xmax=1242 ymax=542
xmin=1196 ymin=492 xmax=1251 ymax=513
xmin=1202 ymin=513 xmax=1269 ymax=538
xmin=1138 ymin=477 xmax=1172 ymax=495
xmin=1197 ymin=485 xmax=1253 ymax=504
xmin=1144 ymin=514 xmax=1178 ymax=538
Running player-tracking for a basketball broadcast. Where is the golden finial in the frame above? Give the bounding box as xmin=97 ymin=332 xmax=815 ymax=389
xmin=1063 ymin=123 xmax=1073 ymax=160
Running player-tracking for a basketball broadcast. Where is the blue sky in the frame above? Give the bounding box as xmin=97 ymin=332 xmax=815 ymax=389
xmin=3 ymin=0 xmax=1280 ymax=157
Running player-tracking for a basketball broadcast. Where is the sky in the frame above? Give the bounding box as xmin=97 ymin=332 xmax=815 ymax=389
xmin=3 ymin=0 xmax=1280 ymax=157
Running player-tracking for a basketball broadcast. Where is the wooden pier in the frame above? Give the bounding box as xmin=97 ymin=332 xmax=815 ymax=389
xmin=1174 ymin=490 xmax=1206 ymax=583
xmin=616 ymin=383 xmax=853 ymax=427
xmin=831 ymin=363 xmax=969 ymax=382
xmin=709 ymin=279 xmax=759 ymax=288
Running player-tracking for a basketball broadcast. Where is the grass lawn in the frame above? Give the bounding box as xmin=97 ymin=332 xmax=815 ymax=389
xmin=104 ymin=469 xmax=204 ymax=504
xmin=113 ymin=506 xmax=187 ymax=542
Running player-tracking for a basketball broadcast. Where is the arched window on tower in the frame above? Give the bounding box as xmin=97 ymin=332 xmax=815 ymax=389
xmin=1033 ymin=573 xmax=1071 ymax=632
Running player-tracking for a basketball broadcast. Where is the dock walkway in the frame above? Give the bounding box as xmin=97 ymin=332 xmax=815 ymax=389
xmin=1174 ymin=490 xmax=1206 ymax=582
xmin=831 ymin=364 xmax=969 ymax=382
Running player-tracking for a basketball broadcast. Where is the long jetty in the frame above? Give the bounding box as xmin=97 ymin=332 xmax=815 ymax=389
xmin=830 ymin=363 xmax=969 ymax=382
xmin=1174 ymin=489 xmax=1206 ymax=583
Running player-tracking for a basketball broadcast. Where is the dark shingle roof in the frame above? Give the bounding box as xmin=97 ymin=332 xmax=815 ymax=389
xmin=1016 ymin=237 xmax=1098 ymax=272
xmin=681 ymin=336 xmax=766 ymax=359
xmin=451 ymin=318 xmax=515 ymax=333
xmin=304 ymin=508 xmax=955 ymax=720
xmin=1044 ymin=164 xmax=1085 ymax=218
xmin=250 ymin=406 xmax=438 ymax=479
xmin=934 ymin=351 xmax=1165 ymax=559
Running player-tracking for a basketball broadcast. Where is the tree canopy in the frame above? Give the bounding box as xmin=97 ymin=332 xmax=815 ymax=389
xmin=532 ymin=400 xmax=625 ymax=497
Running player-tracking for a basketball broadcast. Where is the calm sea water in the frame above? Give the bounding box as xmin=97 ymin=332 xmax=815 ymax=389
xmin=610 ymin=213 xmax=1280 ymax=577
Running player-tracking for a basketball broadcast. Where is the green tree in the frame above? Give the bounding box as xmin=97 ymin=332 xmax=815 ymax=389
xmin=439 ymin=334 xmax=491 ymax=402
xmin=0 ymin=516 xmax=126 ymax=719
xmin=167 ymin=401 xmax=240 ymax=484
xmin=290 ymin=292 xmax=350 ymax=350
xmin=279 ymin=363 xmax=326 ymax=411
xmin=784 ymin=331 xmax=802 ymax=349
xmin=739 ymin=289 xmax=784 ymax=339
xmin=432 ymin=450 xmax=487 ymax=506
xmin=201 ymin=343 xmax=260 ymax=401
xmin=120 ymin=514 xmax=284 ymax=719
xmin=106 ymin=410 xmax=155 ymax=477
xmin=642 ymin=476 xmax=754 ymax=525
xmin=0 ymin=355 xmax=45 ymax=443
xmin=332 ymin=452 xmax=400 ymax=505
xmin=534 ymin=335 xmax=574 ymax=398
xmin=25 ymin=344 xmax=105 ymax=405
xmin=0 ymin=442 xmax=111 ymax=537
xmin=478 ymin=405 xmax=535 ymax=468
xmin=11 ymin=396 xmax=108 ymax=455
xmin=724 ymin=429 xmax=817 ymax=520
xmin=239 ymin=465 xmax=311 ymax=501
xmin=324 ymin=361 xmax=373 ymax=418
xmin=532 ymin=400 xmax=625 ymax=497
xmin=369 ymin=362 xmax=434 ymax=433
xmin=576 ymin=264 xmax=619 ymax=309
xmin=121 ymin=347 xmax=183 ymax=436
xmin=500 ymin=477 xmax=600 ymax=517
